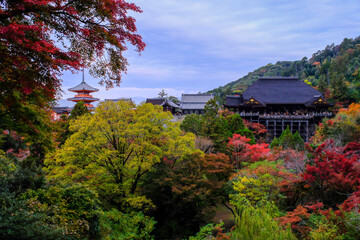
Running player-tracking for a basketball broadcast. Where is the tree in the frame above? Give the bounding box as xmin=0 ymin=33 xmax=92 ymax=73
xmin=158 ymin=89 xmax=168 ymax=98
xmin=0 ymin=0 xmax=145 ymax=152
xmin=303 ymin=140 xmax=360 ymax=207
xmin=230 ymin=197 xmax=296 ymax=240
xmin=330 ymin=73 xmax=348 ymax=101
xmin=204 ymin=99 xmax=219 ymax=118
xmin=56 ymin=101 xmax=89 ymax=146
xmin=45 ymin=101 xmax=196 ymax=211
xmin=100 ymin=209 xmax=155 ymax=240
xmin=23 ymin=184 xmax=102 ymax=239
xmin=312 ymin=103 xmax=360 ymax=145
xmin=0 ymin=151 xmax=67 ymax=240
xmin=228 ymin=134 xmax=270 ymax=168
xmin=180 ymin=114 xmax=204 ymax=135
xmin=141 ymin=152 xmax=231 ymax=239
xmin=270 ymin=126 xmax=304 ymax=150
xmin=69 ymin=101 xmax=89 ymax=120
xmin=317 ymin=74 xmax=328 ymax=93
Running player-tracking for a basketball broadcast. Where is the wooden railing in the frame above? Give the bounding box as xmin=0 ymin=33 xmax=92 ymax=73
xmin=238 ymin=112 xmax=333 ymax=118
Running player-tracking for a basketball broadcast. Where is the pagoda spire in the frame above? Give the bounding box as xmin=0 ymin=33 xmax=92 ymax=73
xmin=82 ymin=69 xmax=85 ymax=83
xmin=67 ymin=70 xmax=99 ymax=109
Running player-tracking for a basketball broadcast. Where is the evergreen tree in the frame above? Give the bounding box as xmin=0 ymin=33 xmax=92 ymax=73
xmin=317 ymin=74 xmax=328 ymax=93
xmin=330 ymin=74 xmax=348 ymax=101
xmin=270 ymin=126 xmax=304 ymax=150
xmin=69 ymin=101 xmax=89 ymax=120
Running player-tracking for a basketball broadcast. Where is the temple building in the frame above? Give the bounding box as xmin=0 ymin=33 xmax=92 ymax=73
xmin=180 ymin=94 xmax=214 ymax=114
xmin=224 ymin=77 xmax=332 ymax=141
xmin=67 ymin=72 xmax=99 ymax=109
xmin=51 ymin=106 xmax=71 ymax=121
xmin=146 ymin=98 xmax=180 ymax=114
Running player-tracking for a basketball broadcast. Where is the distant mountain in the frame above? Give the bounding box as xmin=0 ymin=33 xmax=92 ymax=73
xmin=209 ymin=36 xmax=360 ymax=105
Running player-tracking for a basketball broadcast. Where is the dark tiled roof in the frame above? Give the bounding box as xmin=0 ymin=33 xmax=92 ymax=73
xmin=240 ymin=96 xmax=266 ymax=106
xmin=163 ymin=100 xmax=179 ymax=108
xmin=67 ymin=97 xmax=100 ymax=101
xmin=52 ymin=107 xmax=71 ymax=114
xmin=225 ymin=95 xmax=243 ymax=106
xmin=242 ymin=77 xmax=323 ymax=104
xmin=68 ymin=81 xmax=99 ymax=92
xmin=146 ymin=98 xmax=165 ymax=105
xmin=305 ymin=96 xmax=332 ymax=107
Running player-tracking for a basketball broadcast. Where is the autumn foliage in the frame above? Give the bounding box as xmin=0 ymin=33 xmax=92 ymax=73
xmin=303 ymin=140 xmax=360 ymax=206
xmin=228 ymin=134 xmax=270 ymax=168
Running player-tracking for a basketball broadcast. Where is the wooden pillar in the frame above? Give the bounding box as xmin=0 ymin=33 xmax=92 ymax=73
xmin=306 ymin=121 xmax=309 ymax=142
xmin=282 ymin=119 xmax=284 ymax=132
xmin=291 ymin=121 xmax=293 ymax=133
xmin=274 ymin=120 xmax=277 ymax=138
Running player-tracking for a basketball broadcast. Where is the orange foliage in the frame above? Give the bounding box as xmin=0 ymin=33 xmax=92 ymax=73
xmin=339 ymin=102 xmax=360 ymax=117
xmin=278 ymin=205 xmax=312 ymax=238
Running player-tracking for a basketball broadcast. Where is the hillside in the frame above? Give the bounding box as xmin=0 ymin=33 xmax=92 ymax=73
xmin=209 ymin=36 xmax=360 ymax=105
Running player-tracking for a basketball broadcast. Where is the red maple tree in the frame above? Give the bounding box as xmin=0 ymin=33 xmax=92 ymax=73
xmin=303 ymin=140 xmax=360 ymax=207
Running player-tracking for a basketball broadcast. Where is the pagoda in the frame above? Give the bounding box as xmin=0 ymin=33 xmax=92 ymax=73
xmin=67 ymin=71 xmax=99 ymax=109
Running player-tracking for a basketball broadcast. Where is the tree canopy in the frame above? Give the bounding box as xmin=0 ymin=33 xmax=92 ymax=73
xmin=45 ymin=101 xmax=197 ymax=210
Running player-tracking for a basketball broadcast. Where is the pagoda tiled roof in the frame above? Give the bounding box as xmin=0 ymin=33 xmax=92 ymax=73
xmin=67 ymin=97 xmax=100 ymax=101
xmin=68 ymin=80 xmax=99 ymax=92
xmin=242 ymin=77 xmax=324 ymax=104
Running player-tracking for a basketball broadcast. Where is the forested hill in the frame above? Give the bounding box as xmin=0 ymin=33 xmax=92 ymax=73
xmin=209 ymin=36 xmax=360 ymax=105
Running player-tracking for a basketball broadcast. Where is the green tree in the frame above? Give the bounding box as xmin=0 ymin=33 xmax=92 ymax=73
xmin=317 ymin=74 xmax=328 ymax=93
xmin=330 ymin=73 xmax=348 ymax=101
xmin=230 ymin=198 xmax=297 ymax=240
xmin=56 ymin=101 xmax=89 ymax=146
xmin=141 ymin=152 xmax=231 ymax=239
xmin=0 ymin=151 xmax=67 ymax=240
xmin=226 ymin=114 xmax=245 ymax=134
xmin=158 ymin=89 xmax=168 ymax=98
xmin=167 ymin=95 xmax=180 ymax=104
xmin=100 ymin=209 xmax=155 ymax=240
xmin=23 ymin=184 xmax=102 ymax=239
xmin=204 ymin=99 xmax=219 ymax=118
xmin=45 ymin=101 xmax=197 ymax=211
xmin=270 ymin=126 xmax=304 ymax=150
xmin=180 ymin=114 xmax=204 ymax=135
xmin=69 ymin=101 xmax=89 ymax=119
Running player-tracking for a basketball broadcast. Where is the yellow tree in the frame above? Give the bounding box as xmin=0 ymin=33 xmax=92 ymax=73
xmin=45 ymin=101 xmax=196 ymax=210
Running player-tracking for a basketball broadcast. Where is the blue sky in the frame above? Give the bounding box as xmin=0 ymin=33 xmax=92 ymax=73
xmin=59 ymin=0 xmax=360 ymax=105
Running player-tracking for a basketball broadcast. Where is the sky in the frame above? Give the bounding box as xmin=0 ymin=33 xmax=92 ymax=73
xmin=58 ymin=0 xmax=360 ymax=106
